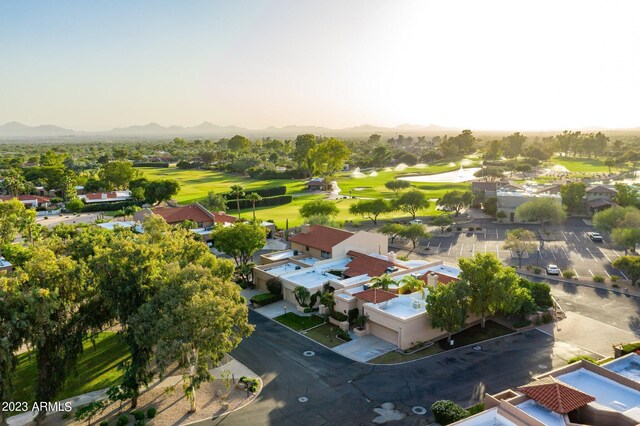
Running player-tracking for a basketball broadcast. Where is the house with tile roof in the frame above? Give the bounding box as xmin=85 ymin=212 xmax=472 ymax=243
xmin=0 ymin=194 xmax=50 ymax=208
xmin=584 ymin=184 xmax=618 ymax=214
xmin=453 ymin=354 xmax=640 ymax=426
xmin=80 ymin=190 xmax=132 ymax=203
xmin=288 ymin=224 xmax=388 ymax=260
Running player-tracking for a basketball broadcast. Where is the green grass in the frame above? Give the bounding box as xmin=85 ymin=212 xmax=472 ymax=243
xmin=302 ymin=323 xmax=345 ymax=348
xmin=11 ymin=332 xmax=130 ymax=404
xmin=550 ymin=156 xmax=611 ymax=173
xmin=274 ymin=313 xmax=325 ymax=331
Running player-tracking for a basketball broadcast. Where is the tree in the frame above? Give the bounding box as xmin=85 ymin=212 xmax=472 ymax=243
xmin=293 ymin=134 xmax=318 ymax=177
xmin=293 ymin=286 xmax=311 ymax=307
xmin=17 ymin=208 xmax=40 ymax=244
xmin=98 ymin=160 xmax=140 ymax=190
xmin=370 ymin=274 xmax=395 ymax=291
xmin=425 ymin=281 xmax=469 ymax=344
xmin=614 ymin=183 xmax=640 ymax=208
xmin=229 ymin=185 xmax=245 ymax=218
xmin=515 ymin=198 xmax=566 ymax=228
xmin=66 ymin=198 xmax=84 ymax=213
xmin=503 ymin=228 xmax=537 ymax=268
xmin=593 ymin=206 xmax=637 ymax=232
xmin=611 ymin=228 xmax=640 ymax=252
xmin=132 ymin=264 xmax=253 ymax=412
xmin=213 ymin=222 xmax=267 ymax=283
xmin=246 ymin=192 xmax=262 ymax=221
xmin=143 ymin=179 xmax=180 ymax=205
xmin=394 ymin=189 xmax=430 ymax=219
xmin=605 ymin=158 xmax=616 ymax=173
xmin=379 ymin=223 xmax=404 ymax=243
xmin=203 ymin=191 xmax=228 ymax=213
xmin=483 ymin=140 xmax=502 ymax=160
xmin=613 ymin=256 xmax=640 ymax=286
xmin=228 ymin=135 xmax=251 ymax=151
xmin=399 ymin=275 xmax=425 ymax=294
xmin=398 ymin=223 xmax=430 ymax=248
xmin=0 ymin=198 xmax=26 ymax=245
xmin=0 ymin=168 xmax=26 ymax=196
xmin=439 ymin=190 xmax=474 ymax=216
xmin=308 ymin=138 xmax=351 ymax=176
xmin=560 ymin=182 xmax=587 ymax=214
xmin=300 ymin=200 xmax=339 ymax=218
xmin=474 ymin=167 xmax=504 ymax=181
xmin=431 ymin=215 xmax=453 ymax=233
xmin=384 ymin=180 xmax=411 ymax=195
xmin=348 ymin=199 xmax=393 ymax=224
xmin=459 ymin=253 xmax=519 ymax=328
xmin=74 ymin=401 xmax=106 ymax=425
xmin=502 ymin=132 xmax=527 ymax=158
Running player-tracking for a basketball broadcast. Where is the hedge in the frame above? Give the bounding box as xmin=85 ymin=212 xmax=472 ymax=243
xmin=248 ymin=168 xmax=307 ymax=179
xmin=133 ymin=162 xmax=169 ymax=168
xmin=431 ymin=400 xmax=469 ymax=425
xmin=81 ymin=200 xmax=144 ymax=213
xmin=226 ymin=195 xmax=292 ymax=210
xmin=250 ymin=293 xmax=282 ymax=306
xmin=226 ymin=185 xmax=287 ymax=199
xmin=331 ymin=311 xmax=348 ymax=322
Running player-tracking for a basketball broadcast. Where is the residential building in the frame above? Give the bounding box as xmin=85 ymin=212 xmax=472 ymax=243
xmin=133 ymin=203 xmax=232 ymax=239
xmin=305 ymin=178 xmax=330 ymax=191
xmin=288 ymin=224 xmax=387 ymax=259
xmin=0 ymin=194 xmax=50 ymax=208
xmin=584 ymin=185 xmax=618 ymax=214
xmin=80 ymin=190 xmax=132 ymax=204
xmin=453 ymin=354 xmax=640 ymax=426
xmin=496 ymin=189 xmax=562 ymax=222
xmin=471 ymin=181 xmax=498 ymax=204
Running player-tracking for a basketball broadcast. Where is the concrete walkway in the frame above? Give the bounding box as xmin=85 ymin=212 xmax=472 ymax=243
xmin=7 ymin=356 xmax=258 ymax=426
xmin=254 ymin=300 xmax=300 ymax=319
xmin=332 ymin=334 xmax=396 ymax=362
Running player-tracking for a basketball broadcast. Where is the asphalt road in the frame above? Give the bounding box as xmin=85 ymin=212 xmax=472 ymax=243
xmin=214 ymin=311 xmax=597 ymax=426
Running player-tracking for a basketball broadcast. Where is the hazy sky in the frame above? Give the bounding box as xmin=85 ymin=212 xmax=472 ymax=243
xmin=1 ymin=0 xmax=639 ymax=131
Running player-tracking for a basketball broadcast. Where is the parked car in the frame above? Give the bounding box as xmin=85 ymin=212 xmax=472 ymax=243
xmin=409 ymin=219 xmax=423 ymax=225
xmin=546 ymin=264 xmax=560 ymax=275
xmin=587 ymin=232 xmax=603 ymax=242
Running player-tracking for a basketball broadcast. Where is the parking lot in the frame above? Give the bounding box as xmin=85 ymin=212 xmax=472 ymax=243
xmin=393 ymin=224 xmax=630 ymax=281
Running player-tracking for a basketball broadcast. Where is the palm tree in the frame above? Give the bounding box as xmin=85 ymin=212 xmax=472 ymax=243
xmin=399 ymin=275 xmax=425 ymax=295
xmin=245 ymin=192 xmax=262 ymax=222
xmin=293 ymin=285 xmax=310 ymax=307
xmin=369 ymin=274 xmax=396 ymax=291
xmin=229 ymin=185 xmax=245 ymax=219
xmin=18 ymin=209 xmax=38 ymax=244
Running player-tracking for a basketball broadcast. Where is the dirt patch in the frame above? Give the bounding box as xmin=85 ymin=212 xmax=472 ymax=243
xmin=40 ymin=378 xmax=258 ymax=426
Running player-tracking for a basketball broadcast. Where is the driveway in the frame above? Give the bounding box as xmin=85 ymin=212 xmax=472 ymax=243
xmin=332 ymin=334 xmax=396 ymax=363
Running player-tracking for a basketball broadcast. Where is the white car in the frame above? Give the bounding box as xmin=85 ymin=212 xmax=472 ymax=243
xmin=546 ymin=264 xmax=560 ymax=275
xmin=410 ymin=219 xmax=423 ymax=225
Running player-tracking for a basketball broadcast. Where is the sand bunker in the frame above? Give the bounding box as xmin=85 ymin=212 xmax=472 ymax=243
xmin=351 ymin=167 xmax=365 ymax=178
xmin=414 ymin=163 xmax=428 ymax=169
xmin=550 ymin=165 xmax=570 ymax=173
xmin=460 ymin=158 xmax=474 ymax=166
xmin=394 ymin=163 xmax=408 ymax=171
xmin=369 ymin=171 xmax=378 ymax=176
xmin=398 ymin=167 xmax=481 ymax=183
xmin=447 ymin=162 xmax=456 ymax=167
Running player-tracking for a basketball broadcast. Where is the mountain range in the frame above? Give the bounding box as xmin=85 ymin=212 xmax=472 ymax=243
xmin=0 ymin=121 xmax=456 ymax=140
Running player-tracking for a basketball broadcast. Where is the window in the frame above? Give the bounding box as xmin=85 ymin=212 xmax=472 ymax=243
xmin=305 ymin=246 xmax=309 ymax=251
xmin=321 ymin=251 xmax=331 ymax=259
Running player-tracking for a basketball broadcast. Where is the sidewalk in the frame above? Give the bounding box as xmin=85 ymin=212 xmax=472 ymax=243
xmin=7 ymin=356 xmax=257 ymax=426
xmin=517 ymin=270 xmax=640 ymax=298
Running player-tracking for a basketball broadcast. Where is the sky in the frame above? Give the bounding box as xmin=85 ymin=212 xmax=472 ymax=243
xmin=1 ymin=0 xmax=640 ymax=131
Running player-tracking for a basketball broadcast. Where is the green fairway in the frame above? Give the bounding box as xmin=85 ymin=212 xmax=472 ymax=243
xmin=550 ymin=156 xmax=611 ymax=173
xmin=11 ymin=332 xmax=130 ymax=404
xmin=139 ymin=167 xmax=305 ymax=203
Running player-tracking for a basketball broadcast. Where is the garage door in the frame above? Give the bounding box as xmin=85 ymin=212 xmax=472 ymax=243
xmin=370 ymin=323 xmax=398 ymax=346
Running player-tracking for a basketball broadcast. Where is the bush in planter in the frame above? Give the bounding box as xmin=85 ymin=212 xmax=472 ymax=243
xmin=475 ymin=226 xmax=482 ymax=230
xmin=117 ymin=414 xmax=129 ymax=426
xmin=456 ymin=226 xmax=462 ymax=231
xmin=331 ymin=311 xmax=348 ymax=322
xmin=610 ymin=275 xmax=620 ymax=282
xmin=100 ymin=421 xmax=110 ymax=426
xmin=567 ymin=355 xmax=598 ymax=365
xmin=431 ymin=400 xmax=469 ymax=425
xmin=593 ymin=275 xmax=605 ymax=283
xmin=250 ymin=293 xmax=282 ymax=306
xmin=336 ymin=328 xmax=351 ymax=341
xmin=541 ymin=312 xmax=553 ymax=324
xmin=533 ymin=266 xmax=542 ymax=274
xmin=132 ymin=410 xmax=145 ymax=421
xmin=467 ymin=402 xmax=484 ymax=415
xmin=445 ymin=226 xmax=452 ymax=232
xmin=240 ymin=376 xmax=260 ymax=393
xmin=513 ymin=318 xmax=532 ymax=328
xmin=468 ymin=226 xmax=474 ymax=231
xmin=348 ymin=308 xmax=359 ymax=324
xmin=562 ymin=269 xmax=575 ymax=279
xmin=146 ymin=407 xmax=157 ymax=419
xmin=266 ymin=278 xmax=282 ymax=295
xmin=354 ymin=314 xmax=368 ymax=329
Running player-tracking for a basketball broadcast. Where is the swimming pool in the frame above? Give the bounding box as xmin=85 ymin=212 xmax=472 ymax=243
xmin=557 ymin=368 xmax=640 ymax=412
xmin=603 ymin=353 xmax=640 ymax=384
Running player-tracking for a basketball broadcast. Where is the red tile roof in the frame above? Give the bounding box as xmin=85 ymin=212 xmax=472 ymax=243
xmin=344 ymin=251 xmax=402 ymax=278
xmin=517 ymin=376 xmax=595 ymax=414
xmin=212 ymin=211 xmax=236 ymax=224
xmin=85 ymin=191 xmax=121 ymax=200
xmin=289 ymin=225 xmax=353 ymax=253
xmin=354 ymin=288 xmax=397 ymax=304
xmin=420 ymin=271 xmax=459 ymax=285
xmin=152 ymin=204 xmax=215 ymax=225
xmin=0 ymin=194 xmax=50 ymax=203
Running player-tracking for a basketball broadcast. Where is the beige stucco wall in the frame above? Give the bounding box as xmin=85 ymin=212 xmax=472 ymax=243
xmin=290 ymin=242 xmax=325 ymax=259
xmin=332 ymin=231 xmax=388 ymax=258
xmin=497 ymin=193 xmax=562 ymax=223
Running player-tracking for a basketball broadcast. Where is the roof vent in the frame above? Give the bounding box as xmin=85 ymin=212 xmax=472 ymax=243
xmin=386 ymin=266 xmax=399 ymax=273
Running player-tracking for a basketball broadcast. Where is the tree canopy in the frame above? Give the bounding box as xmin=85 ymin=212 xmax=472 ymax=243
xmin=393 ymin=189 xmax=430 ymax=219
xmin=515 ymin=198 xmax=566 ymax=227
xmin=300 ymin=199 xmax=339 ymax=218
xmin=348 ymin=199 xmax=393 ymax=224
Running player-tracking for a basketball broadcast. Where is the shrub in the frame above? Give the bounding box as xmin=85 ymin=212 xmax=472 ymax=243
xmin=456 ymin=226 xmax=462 ymax=231
xmin=133 ymin=162 xmax=169 ymax=168
xmin=240 ymin=376 xmax=260 ymax=393
xmin=225 ymin=194 xmax=292 ymax=210
xmin=533 ymin=267 xmax=542 ymax=274
xmin=568 ymin=355 xmax=598 ymax=365
xmin=612 ymin=283 xmax=620 ymax=288
xmin=431 ymin=400 xmax=470 ymax=425
xmin=469 ymin=226 xmax=474 ymax=231
xmin=610 ymin=275 xmax=620 ymax=282
xmin=475 ymin=226 xmax=482 ymax=230
xmin=336 ymin=328 xmax=351 ymax=341
xmin=562 ymin=269 xmax=575 ymax=279
xmin=146 ymin=407 xmax=157 ymax=419
xmin=331 ymin=311 xmax=348 ymax=322
xmin=541 ymin=312 xmax=553 ymax=324
xmin=467 ymin=402 xmax=485 ymax=415
xmin=100 ymin=421 xmax=110 ymax=426
xmin=266 ymin=278 xmax=282 ymax=295
xmin=348 ymin=308 xmax=359 ymax=324
xmin=513 ymin=319 xmax=532 ymax=328
xmin=250 ymin=293 xmax=282 ymax=306
xmin=81 ymin=200 xmax=143 ymax=213
xmin=132 ymin=410 xmax=145 ymax=421
xmin=117 ymin=414 xmax=129 ymax=426
xmin=445 ymin=226 xmax=452 ymax=232
xmin=593 ymin=275 xmax=605 ymax=283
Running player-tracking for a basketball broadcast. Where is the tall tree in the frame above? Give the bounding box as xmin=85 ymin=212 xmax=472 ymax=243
xmin=0 ymin=199 xmax=26 ymax=246
xmin=398 ymin=223 xmax=430 ymax=248
xmin=502 ymin=132 xmax=527 ymax=158
xmin=431 ymin=215 xmax=453 ymax=233
xmin=348 ymin=199 xmax=393 ymax=224
xmin=143 ymin=179 xmax=180 ymax=205
xmin=212 ymin=222 xmax=267 ymax=283
xmin=614 ymin=183 xmax=640 ymax=208
xmin=203 ymin=191 xmax=228 ymax=213
xmin=227 ymin=135 xmax=251 ymax=151
xmin=611 ymin=228 xmax=640 ymax=252
xmin=299 ymin=200 xmax=339 ymax=218
xmin=384 ymin=180 xmax=411 ymax=195
xmin=245 ymin=192 xmax=262 ymax=221
xmin=425 ymin=281 xmax=469 ymax=344
xmin=439 ymin=190 xmax=474 ymax=216
xmin=379 ymin=223 xmax=404 ymax=243
xmin=503 ymin=228 xmax=537 ymax=268
xmin=394 ymin=189 xmax=430 ymax=219
xmin=369 ymin=274 xmax=396 ymax=291
xmin=612 ymin=256 xmax=640 ymax=286
xmin=293 ymin=134 xmax=318 ymax=177
xmin=604 ymin=158 xmax=616 ymax=173
xmin=229 ymin=185 xmax=245 ymax=218
xmin=560 ymin=182 xmax=586 ymax=214
xmin=308 ymin=138 xmax=351 ymax=177
xmin=98 ymin=161 xmax=140 ymax=190
xmin=515 ymin=198 xmax=567 ymax=229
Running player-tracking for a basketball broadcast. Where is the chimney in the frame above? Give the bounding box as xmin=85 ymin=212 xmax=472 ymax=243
xmin=218 ymin=211 xmax=226 ymax=215
xmin=387 ymin=251 xmax=397 ymax=263
xmin=427 ymin=273 xmax=438 ymax=287
xmin=301 ymin=224 xmax=311 ymax=234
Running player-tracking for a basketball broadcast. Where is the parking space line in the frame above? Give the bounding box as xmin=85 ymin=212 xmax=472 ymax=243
xmin=550 ymin=249 xmax=557 ymax=261
xmin=538 ymin=248 xmax=543 ymax=259
xmin=484 ymin=242 xmax=487 ymax=253
xmin=604 ymin=270 xmax=611 ymax=278
xmin=436 ymin=242 xmax=441 ymax=250
xmin=561 ymin=231 xmax=568 ymax=241
xmin=574 ymin=250 xmax=584 ymax=262
xmin=612 ymin=249 xmax=622 ymax=258
xmin=425 ymin=241 xmax=430 ymax=248
xmin=447 ymin=243 xmax=452 ymax=255
xmin=560 ymin=246 xmax=569 ymax=258
xmin=573 ymin=269 xmax=580 ymax=278
xmin=496 ymin=244 xmax=500 ymax=257
xmin=573 ymin=232 xmax=580 ymax=242
xmin=472 ymin=243 xmax=475 ymax=256
xmin=459 ymin=244 xmax=464 ymax=256
xmin=598 ymin=248 xmax=612 ymax=263
xmin=618 ymin=270 xmax=629 ymax=280
xmin=588 ymin=269 xmax=594 ymax=277
xmin=495 ymin=229 xmax=498 ymax=239
xmin=585 ymin=247 xmax=598 ymax=261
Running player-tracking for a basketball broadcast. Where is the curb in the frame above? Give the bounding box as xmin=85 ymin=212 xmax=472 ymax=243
xmin=517 ymin=271 xmax=640 ymax=299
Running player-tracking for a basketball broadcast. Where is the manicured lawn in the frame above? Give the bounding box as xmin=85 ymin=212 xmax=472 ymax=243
xmin=369 ymin=321 xmax=513 ymax=365
xmin=274 ymin=313 xmax=325 ymax=331
xmin=550 ymin=156 xmax=611 ymax=173
xmin=11 ymin=332 xmax=130 ymax=404
xmin=302 ymin=323 xmax=344 ymax=348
